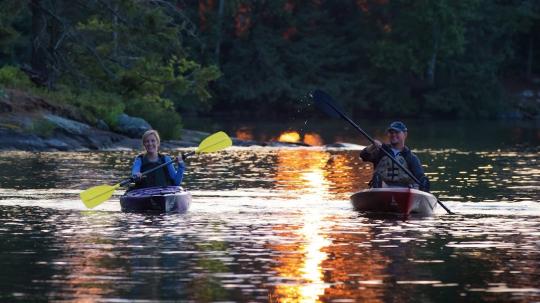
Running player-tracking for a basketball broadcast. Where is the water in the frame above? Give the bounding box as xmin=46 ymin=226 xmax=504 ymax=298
xmin=0 ymin=120 xmax=539 ymax=302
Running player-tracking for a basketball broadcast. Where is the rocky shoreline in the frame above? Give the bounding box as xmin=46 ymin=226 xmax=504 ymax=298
xmin=1 ymin=88 xmax=351 ymax=151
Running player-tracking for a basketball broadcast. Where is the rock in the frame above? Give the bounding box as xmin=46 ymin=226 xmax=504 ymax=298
xmin=264 ymin=141 xmax=310 ymax=147
xmin=180 ymin=129 xmax=211 ymax=145
xmin=96 ymin=119 xmax=109 ymax=131
xmin=521 ymin=90 xmax=534 ymax=98
xmin=42 ymin=138 xmax=72 ymax=151
xmin=324 ymin=142 xmax=365 ymax=149
xmin=0 ymin=99 xmax=12 ymax=113
xmin=232 ymin=138 xmax=261 ymax=146
xmin=115 ymin=113 xmax=151 ymax=138
xmin=44 ymin=114 xmax=90 ymax=135
xmin=498 ymin=111 xmax=524 ymax=120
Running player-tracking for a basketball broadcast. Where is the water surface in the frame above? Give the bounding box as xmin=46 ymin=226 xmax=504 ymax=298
xmin=0 ymin=120 xmax=539 ymax=302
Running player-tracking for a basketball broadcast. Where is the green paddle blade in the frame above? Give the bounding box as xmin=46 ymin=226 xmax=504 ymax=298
xmin=80 ymin=183 xmax=120 ymax=209
xmin=196 ymin=131 xmax=232 ymax=153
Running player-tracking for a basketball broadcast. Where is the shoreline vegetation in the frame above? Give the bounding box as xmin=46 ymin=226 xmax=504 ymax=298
xmin=0 ymin=88 xmax=345 ymax=151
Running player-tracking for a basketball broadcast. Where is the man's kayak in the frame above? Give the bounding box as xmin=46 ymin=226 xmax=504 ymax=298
xmin=350 ymin=188 xmax=437 ymax=217
xmin=120 ymin=186 xmax=191 ymax=213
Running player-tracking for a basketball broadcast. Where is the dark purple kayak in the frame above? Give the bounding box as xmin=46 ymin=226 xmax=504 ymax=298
xmin=120 ymin=186 xmax=192 ymax=213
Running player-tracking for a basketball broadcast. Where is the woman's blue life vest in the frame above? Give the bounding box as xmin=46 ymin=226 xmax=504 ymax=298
xmin=130 ymin=153 xmax=184 ymax=189
xmin=360 ymin=144 xmax=430 ymax=192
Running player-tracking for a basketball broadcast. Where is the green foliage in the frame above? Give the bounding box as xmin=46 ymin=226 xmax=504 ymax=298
xmin=0 ymin=1 xmax=27 ymax=64
xmin=0 ymin=0 xmax=221 ymax=136
xmin=2 ymin=0 xmax=540 ymax=121
xmin=27 ymin=118 xmax=56 ymax=138
xmin=0 ymin=66 xmax=33 ymax=89
xmin=125 ymin=96 xmax=183 ymax=140
xmin=71 ymin=91 xmax=125 ymax=127
xmin=186 ymin=0 xmax=540 ymax=118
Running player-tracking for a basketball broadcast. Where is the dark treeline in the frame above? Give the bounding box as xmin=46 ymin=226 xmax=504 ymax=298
xmin=195 ymin=0 xmax=540 ymax=118
xmin=1 ymin=0 xmax=539 ymax=138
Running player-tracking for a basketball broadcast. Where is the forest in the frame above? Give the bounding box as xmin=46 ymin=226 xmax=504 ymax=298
xmin=1 ymin=0 xmax=539 ymax=138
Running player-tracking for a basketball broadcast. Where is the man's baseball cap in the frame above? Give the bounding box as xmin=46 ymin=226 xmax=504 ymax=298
xmin=387 ymin=121 xmax=407 ymax=132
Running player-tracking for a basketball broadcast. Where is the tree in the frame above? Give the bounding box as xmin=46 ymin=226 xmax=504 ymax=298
xmin=1 ymin=0 xmax=221 ymax=139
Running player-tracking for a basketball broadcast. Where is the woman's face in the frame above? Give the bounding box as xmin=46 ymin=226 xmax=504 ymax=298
xmin=143 ymin=134 xmax=159 ymax=154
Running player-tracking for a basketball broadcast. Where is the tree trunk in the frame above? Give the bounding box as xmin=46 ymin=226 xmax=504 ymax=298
xmin=30 ymin=0 xmax=48 ymax=86
xmin=426 ymin=22 xmax=439 ymax=86
xmin=526 ymin=33 xmax=533 ymax=79
xmin=214 ymin=0 xmax=225 ymax=65
xmin=113 ymin=2 xmax=118 ymax=59
xmin=47 ymin=0 xmax=60 ymax=89
xmin=426 ymin=49 xmax=437 ymax=86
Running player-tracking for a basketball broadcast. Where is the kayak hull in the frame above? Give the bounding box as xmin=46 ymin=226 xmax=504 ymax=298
xmin=120 ymin=186 xmax=191 ymax=213
xmin=351 ymin=188 xmax=437 ymax=217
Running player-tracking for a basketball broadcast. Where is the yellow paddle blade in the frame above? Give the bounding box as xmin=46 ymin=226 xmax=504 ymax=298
xmin=196 ymin=131 xmax=232 ymax=153
xmin=80 ymin=183 xmax=121 ymax=209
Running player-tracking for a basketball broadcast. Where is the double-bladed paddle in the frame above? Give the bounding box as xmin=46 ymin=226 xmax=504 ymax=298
xmin=311 ymin=89 xmax=454 ymax=214
xmin=80 ymin=131 xmax=232 ymax=209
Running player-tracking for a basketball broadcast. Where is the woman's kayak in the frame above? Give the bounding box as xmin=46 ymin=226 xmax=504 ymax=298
xmin=120 ymin=186 xmax=191 ymax=213
xmin=350 ymin=188 xmax=438 ymax=217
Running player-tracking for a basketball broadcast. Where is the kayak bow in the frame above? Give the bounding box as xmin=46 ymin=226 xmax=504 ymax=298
xmin=120 ymin=186 xmax=191 ymax=213
xmin=351 ymin=188 xmax=438 ymax=217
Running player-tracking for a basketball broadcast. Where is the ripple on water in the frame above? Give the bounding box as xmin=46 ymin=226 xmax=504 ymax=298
xmin=0 ymin=148 xmax=539 ymax=302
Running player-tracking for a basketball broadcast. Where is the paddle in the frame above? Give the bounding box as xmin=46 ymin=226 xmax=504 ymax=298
xmin=311 ymin=89 xmax=454 ymax=215
xmin=80 ymin=131 xmax=232 ymax=209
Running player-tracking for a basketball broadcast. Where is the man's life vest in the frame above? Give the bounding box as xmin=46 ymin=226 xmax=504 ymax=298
xmin=360 ymin=144 xmax=430 ymax=191
xmin=374 ymin=151 xmax=415 ymax=187
xmin=134 ymin=153 xmax=173 ymax=188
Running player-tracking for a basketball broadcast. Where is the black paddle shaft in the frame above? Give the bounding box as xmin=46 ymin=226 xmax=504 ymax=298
xmin=312 ymin=90 xmax=454 ymax=214
xmin=120 ymin=151 xmax=196 ymax=187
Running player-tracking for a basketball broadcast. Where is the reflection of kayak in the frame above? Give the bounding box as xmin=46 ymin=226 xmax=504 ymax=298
xmin=120 ymin=186 xmax=191 ymax=213
xmin=351 ymin=188 xmax=437 ymax=217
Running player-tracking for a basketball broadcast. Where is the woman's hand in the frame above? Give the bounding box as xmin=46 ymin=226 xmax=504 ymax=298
xmin=133 ymin=172 xmax=142 ymax=180
xmin=175 ymin=155 xmax=184 ymax=165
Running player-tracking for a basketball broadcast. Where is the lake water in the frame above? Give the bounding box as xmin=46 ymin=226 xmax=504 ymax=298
xmin=0 ymin=119 xmax=539 ymax=302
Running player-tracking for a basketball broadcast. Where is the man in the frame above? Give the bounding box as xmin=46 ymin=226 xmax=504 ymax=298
xmin=360 ymin=121 xmax=430 ymax=192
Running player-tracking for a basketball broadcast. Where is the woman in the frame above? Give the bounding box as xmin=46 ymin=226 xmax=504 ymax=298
xmin=131 ymin=129 xmax=185 ymax=189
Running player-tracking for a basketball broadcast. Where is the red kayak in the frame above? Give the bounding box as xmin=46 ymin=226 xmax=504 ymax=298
xmin=120 ymin=186 xmax=191 ymax=213
xmin=351 ymin=188 xmax=438 ymax=217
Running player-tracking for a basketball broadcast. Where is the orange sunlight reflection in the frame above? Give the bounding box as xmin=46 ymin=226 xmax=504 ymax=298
xmin=274 ymin=150 xmax=371 ymax=199
xmin=276 ymin=131 xmax=324 ymax=146
xmin=269 ymin=149 xmax=379 ymax=302
xmin=278 ymin=131 xmax=302 ymax=143
xmin=270 ymin=150 xmax=331 ymax=302
xmin=303 ymin=133 xmax=324 ymax=146
xmin=235 ymin=128 xmax=254 ymax=141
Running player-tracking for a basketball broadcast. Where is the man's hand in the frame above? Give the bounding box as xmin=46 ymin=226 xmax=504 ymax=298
xmin=367 ymin=140 xmax=382 ymax=152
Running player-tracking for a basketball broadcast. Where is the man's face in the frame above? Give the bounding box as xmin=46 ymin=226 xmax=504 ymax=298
xmin=387 ymin=129 xmax=407 ymax=146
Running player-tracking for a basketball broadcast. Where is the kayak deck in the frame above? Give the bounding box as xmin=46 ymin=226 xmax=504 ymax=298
xmin=351 ymin=187 xmax=437 ymax=217
xmin=120 ymin=186 xmax=191 ymax=213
